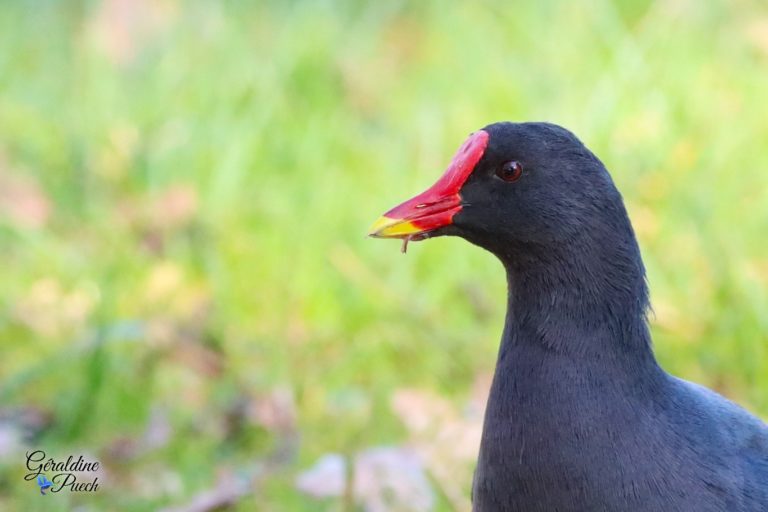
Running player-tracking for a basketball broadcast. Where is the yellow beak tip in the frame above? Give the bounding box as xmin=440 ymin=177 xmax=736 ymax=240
xmin=368 ymin=216 xmax=421 ymax=238
xmin=368 ymin=216 xmax=394 ymax=237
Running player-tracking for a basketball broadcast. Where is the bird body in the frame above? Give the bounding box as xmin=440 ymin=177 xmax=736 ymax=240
xmin=370 ymin=122 xmax=768 ymax=511
xmin=474 ymin=338 xmax=768 ymax=511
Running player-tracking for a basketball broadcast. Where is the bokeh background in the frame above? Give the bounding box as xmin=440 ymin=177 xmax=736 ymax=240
xmin=1 ymin=0 xmax=767 ymax=510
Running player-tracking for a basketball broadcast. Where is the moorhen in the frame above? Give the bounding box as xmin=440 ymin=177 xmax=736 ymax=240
xmin=369 ymin=122 xmax=768 ymax=511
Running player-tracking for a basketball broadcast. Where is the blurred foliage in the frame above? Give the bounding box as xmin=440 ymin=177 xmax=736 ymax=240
xmin=0 ymin=0 xmax=767 ymax=510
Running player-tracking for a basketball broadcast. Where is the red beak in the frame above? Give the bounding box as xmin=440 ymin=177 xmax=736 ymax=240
xmin=369 ymin=130 xmax=489 ymax=239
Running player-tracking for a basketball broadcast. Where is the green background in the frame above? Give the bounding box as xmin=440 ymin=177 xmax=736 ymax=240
xmin=1 ymin=0 xmax=766 ymax=510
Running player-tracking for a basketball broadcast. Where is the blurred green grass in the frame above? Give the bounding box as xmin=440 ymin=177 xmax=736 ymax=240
xmin=0 ymin=0 xmax=767 ymax=510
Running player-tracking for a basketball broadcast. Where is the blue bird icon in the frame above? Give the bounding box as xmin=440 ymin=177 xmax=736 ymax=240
xmin=37 ymin=475 xmax=53 ymax=495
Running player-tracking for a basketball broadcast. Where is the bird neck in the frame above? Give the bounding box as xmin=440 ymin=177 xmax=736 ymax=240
xmin=497 ymin=226 xmax=656 ymax=363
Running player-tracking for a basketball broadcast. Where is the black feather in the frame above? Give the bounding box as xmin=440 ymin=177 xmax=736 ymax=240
xmin=440 ymin=122 xmax=768 ymax=511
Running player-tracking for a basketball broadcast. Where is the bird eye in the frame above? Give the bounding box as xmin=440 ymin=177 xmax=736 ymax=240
xmin=497 ymin=161 xmax=523 ymax=182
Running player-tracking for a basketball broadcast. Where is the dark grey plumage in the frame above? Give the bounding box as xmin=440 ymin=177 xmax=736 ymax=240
xmin=439 ymin=122 xmax=768 ymax=511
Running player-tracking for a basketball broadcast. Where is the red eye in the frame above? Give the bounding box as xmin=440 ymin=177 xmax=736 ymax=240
xmin=497 ymin=161 xmax=523 ymax=182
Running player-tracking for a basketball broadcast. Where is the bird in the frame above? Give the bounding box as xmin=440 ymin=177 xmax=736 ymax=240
xmin=369 ymin=122 xmax=768 ymax=511
xmin=36 ymin=474 xmax=53 ymax=495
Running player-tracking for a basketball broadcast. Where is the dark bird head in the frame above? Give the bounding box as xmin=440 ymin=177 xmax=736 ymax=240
xmin=370 ymin=122 xmax=651 ymax=354
xmin=371 ymin=122 xmax=625 ymax=256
